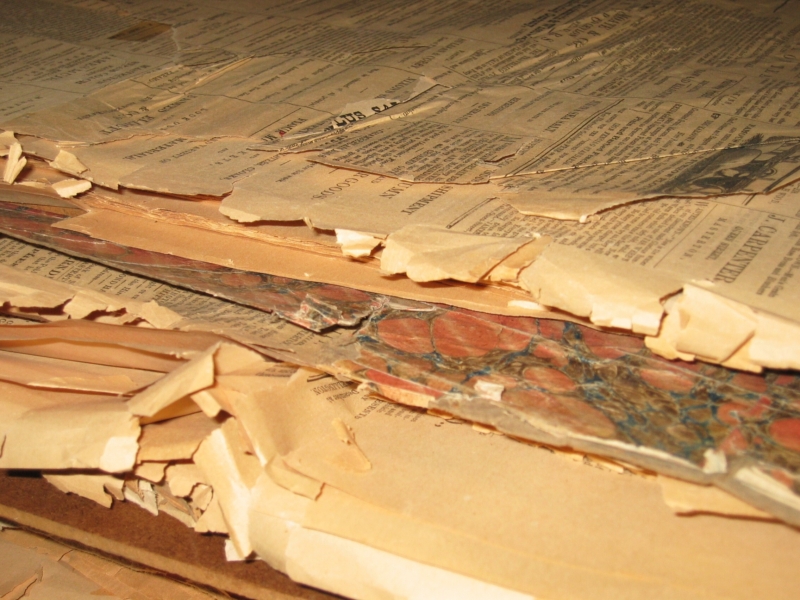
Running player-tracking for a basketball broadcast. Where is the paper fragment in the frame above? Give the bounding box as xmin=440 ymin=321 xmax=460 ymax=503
xmin=0 ymin=348 xmax=163 ymax=394
xmin=193 ymin=494 xmax=228 ymax=535
xmin=0 ymin=382 xmax=140 ymax=473
xmin=165 ymin=463 xmax=207 ymax=498
xmin=190 ymin=483 xmax=214 ymax=513
xmin=486 ymin=236 xmax=550 ymax=283
xmin=644 ymin=297 xmax=695 ymax=361
xmin=0 ymin=263 xmax=185 ymax=331
xmin=139 ymin=396 xmax=201 ymax=425
xmin=675 ymin=284 xmax=757 ymax=362
xmin=50 ymin=150 xmax=87 ymax=175
xmin=189 ymin=388 xmax=224 ymax=418
xmin=154 ymin=484 xmax=196 ymax=527
xmin=124 ymin=480 xmax=159 ymax=516
xmin=51 ymin=178 xmax=92 ymax=198
xmin=749 ymin=312 xmax=800 ymax=370
xmin=520 ymin=245 xmax=681 ymax=335
xmin=382 ymin=225 xmax=532 ymax=283
xmin=336 ymin=229 xmax=383 ymax=258
xmin=64 ymin=289 xmax=182 ymax=329
xmin=0 ymin=319 xmax=223 ymax=364
xmin=127 ymin=343 xmax=217 ymax=417
xmin=137 ymin=412 xmax=218 ymax=462
xmin=3 ymin=143 xmax=26 ymax=184
xmin=702 ymin=449 xmax=727 ymax=475
xmin=0 ymin=264 xmax=74 ymax=309
xmin=194 ymin=419 xmax=262 ymax=557
xmin=134 ymin=461 xmax=167 ymax=483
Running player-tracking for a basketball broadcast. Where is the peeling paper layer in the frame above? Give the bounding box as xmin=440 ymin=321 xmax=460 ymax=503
xmin=519 ymin=244 xmax=681 ymax=335
xmin=3 ymin=142 xmax=26 ymax=184
xmin=137 ymin=412 xmax=218 ymax=462
xmin=194 ymin=418 xmax=262 ymax=558
xmin=749 ymin=312 xmax=800 ymax=370
xmin=0 ymin=349 xmax=162 ymax=394
xmin=674 ymin=284 xmax=757 ymax=362
xmin=0 ymin=383 xmax=139 ymax=473
xmin=336 ymin=229 xmax=382 ymax=258
xmin=50 ymin=150 xmax=87 ymax=175
xmin=381 ymin=224 xmax=533 ymax=283
xmin=127 ymin=342 xmax=218 ymax=417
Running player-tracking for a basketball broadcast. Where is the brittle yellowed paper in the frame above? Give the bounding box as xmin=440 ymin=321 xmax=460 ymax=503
xmin=0 ymin=381 xmax=139 ymax=473
xmin=50 ymin=204 xmax=546 ymax=318
xmin=127 ymin=343 xmax=217 ymax=418
xmin=657 ymin=475 xmax=774 ymax=520
xmin=165 ymin=463 xmax=207 ymax=499
xmin=381 ymin=225 xmax=534 ymax=283
xmin=194 ymin=418 xmax=262 ymax=557
xmin=519 ymin=243 xmax=682 ymax=335
xmin=0 ymin=318 xmax=225 ymax=364
xmin=0 ymin=348 xmax=162 ymax=394
xmin=137 ymin=412 xmax=218 ymax=462
xmin=44 ymin=473 xmax=124 ymax=509
xmin=235 ymin=364 xmax=800 ymax=600
xmin=224 ymin=368 xmax=374 ymax=477
xmin=1 ymin=0 xmax=800 ymax=377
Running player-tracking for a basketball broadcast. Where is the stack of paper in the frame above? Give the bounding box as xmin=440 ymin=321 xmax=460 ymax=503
xmin=2 ymin=0 xmax=800 ymax=597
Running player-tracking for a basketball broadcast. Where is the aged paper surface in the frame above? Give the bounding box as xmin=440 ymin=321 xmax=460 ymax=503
xmin=1 ymin=308 xmax=800 ymax=599
xmin=2 ymin=228 xmax=800 ymax=527
xmin=2 ymin=1 xmax=800 ymax=597
xmin=3 ymin=0 xmax=800 ymax=370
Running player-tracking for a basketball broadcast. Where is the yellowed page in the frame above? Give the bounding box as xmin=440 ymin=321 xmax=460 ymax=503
xmin=51 ymin=207 xmax=558 ymax=319
xmin=137 ymin=412 xmax=218 ymax=462
xmin=234 ymin=365 xmax=800 ymax=600
xmin=0 ymin=348 xmax=162 ymax=394
xmin=0 ymin=381 xmax=139 ymax=473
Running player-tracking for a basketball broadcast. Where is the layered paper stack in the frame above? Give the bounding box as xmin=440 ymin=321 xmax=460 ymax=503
xmin=2 ymin=0 xmax=800 ymax=598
